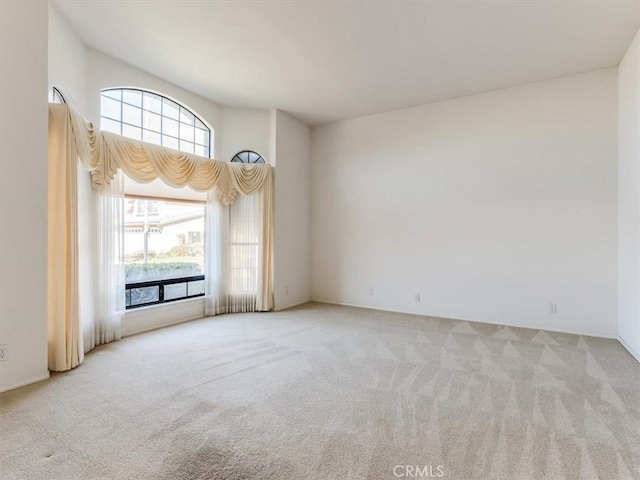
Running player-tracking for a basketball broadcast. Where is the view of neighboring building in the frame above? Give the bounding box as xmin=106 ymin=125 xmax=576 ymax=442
xmin=124 ymin=197 xmax=205 ymax=283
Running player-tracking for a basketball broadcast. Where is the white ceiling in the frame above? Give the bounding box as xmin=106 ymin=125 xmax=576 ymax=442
xmin=54 ymin=0 xmax=640 ymax=125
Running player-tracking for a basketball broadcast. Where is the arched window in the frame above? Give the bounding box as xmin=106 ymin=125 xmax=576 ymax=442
xmin=100 ymin=88 xmax=212 ymax=158
xmin=231 ymin=150 xmax=266 ymax=164
xmin=48 ymin=87 xmax=66 ymax=104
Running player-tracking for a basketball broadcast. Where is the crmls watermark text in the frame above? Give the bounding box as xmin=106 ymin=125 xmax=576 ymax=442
xmin=393 ymin=465 xmax=445 ymax=478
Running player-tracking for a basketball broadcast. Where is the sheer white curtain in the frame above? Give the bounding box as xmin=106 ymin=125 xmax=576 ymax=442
xmin=228 ymin=193 xmax=260 ymax=312
xmin=84 ymin=171 xmax=125 ymax=352
xmin=204 ymin=188 xmax=229 ymax=315
xmin=205 ymin=189 xmax=261 ymax=315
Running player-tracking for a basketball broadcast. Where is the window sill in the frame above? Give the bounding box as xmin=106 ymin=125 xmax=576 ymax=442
xmin=122 ymin=296 xmax=205 ymax=337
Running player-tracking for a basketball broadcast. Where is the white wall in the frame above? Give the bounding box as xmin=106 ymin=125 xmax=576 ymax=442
xmin=49 ymin=7 xmax=87 ymax=112
xmin=618 ymin=30 xmax=640 ymax=361
xmin=122 ymin=298 xmax=205 ymax=337
xmin=219 ymin=107 xmax=271 ymax=163
xmin=272 ymin=110 xmax=312 ymax=309
xmin=85 ymin=48 xmax=222 ymax=158
xmin=311 ymin=68 xmax=619 ymax=337
xmin=0 ymin=1 xmax=50 ymax=391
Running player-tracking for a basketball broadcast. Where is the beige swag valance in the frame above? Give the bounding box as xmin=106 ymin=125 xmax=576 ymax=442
xmin=53 ymin=103 xmax=272 ymax=205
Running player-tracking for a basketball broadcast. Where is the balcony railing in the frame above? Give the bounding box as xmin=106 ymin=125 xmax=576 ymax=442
xmin=125 ymin=275 xmax=205 ymax=309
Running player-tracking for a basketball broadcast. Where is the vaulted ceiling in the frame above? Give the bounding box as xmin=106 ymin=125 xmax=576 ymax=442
xmin=54 ymin=0 xmax=640 ymax=125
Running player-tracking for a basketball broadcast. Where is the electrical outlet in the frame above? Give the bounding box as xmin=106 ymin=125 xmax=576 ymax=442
xmin=549 ymin=303 xmax=557 ymax=315
xmin=368 ymin=287 xmax=375 ymax=295
xmin=414 ymin=293 xmax=421 ymax=302
xmin=285 ymin=286 xmax=289 ymax=295
xmin=0 ymin=344 xmax=7 ymax=361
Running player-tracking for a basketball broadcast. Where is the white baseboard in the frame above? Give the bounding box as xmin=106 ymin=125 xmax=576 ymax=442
xmin=617 ymin=336 xmax=640 ymax=364
xmin=275 ymin=299 xmax=311 ymax=311
xmin=123 ymin=297 xmax=310 ymax=336
xmin=0 ymin=371 xmax=50 ymax=393
xmin=311 ymin=299 xmax=617 ymax=340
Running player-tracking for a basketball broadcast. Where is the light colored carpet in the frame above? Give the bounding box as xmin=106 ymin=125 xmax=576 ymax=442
xmin=1 ymin=302 xmax=639 ymax=479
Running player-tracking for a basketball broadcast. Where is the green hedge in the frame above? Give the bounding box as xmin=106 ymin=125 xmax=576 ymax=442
xmin=125 ymin=262 xmax=202 ymax=282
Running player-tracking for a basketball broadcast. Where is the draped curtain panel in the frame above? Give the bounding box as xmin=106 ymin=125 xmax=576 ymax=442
xmin=48 ymin=104 xmax=274 ymax=372
xmin=256 ymin=175 xmax=274 ymax=312
xmin=48 ymin=105 xmax=83 ymax=371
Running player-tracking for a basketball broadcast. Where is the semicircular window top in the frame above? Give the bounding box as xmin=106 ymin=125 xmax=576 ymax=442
xmin=49 ymin=87 xmax=66 ymax=104
xmin=100 ymin=88 xmax=212 ymax=158
xmin=231 ymin=150 xmax=266 ymax=164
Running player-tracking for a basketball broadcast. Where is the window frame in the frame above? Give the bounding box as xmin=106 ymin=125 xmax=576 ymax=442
xmin=100 ymin=87 xmax=213 ymax=158
xmin=49 ymin=87 xmax=66 ymax=104
xmin=230 ymin=150 xmax=266 ymax=164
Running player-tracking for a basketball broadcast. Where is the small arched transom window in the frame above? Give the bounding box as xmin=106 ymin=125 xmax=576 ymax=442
xmin=100 ymin=88 xmax=211 ymax=158
xmin=231 ymin=150 xmax=265 ymax=164
xmin=49 ymin=87 xmax=66 ymax=104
